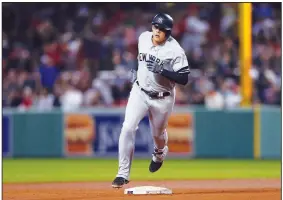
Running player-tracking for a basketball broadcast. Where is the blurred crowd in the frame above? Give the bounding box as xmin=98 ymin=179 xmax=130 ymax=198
xmin=2 ymin=3 xmax=281 ymax=111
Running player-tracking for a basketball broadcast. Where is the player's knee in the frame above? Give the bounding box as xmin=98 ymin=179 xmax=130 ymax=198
xmin=122 ymin=122 xmax=137 ymax=134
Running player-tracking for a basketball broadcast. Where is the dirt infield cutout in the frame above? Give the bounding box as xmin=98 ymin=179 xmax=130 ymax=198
xmin=3 ymin=179 xmax=280 ymax=200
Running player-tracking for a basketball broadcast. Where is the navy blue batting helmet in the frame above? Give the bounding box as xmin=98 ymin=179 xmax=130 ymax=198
xmin=151 ymin=13 xmax=174 ymax=31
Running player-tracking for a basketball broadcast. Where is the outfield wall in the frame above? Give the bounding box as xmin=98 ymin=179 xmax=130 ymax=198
xmin=259 ymin=107 xmax=281 ymax=159
xmin=2 ymin=106 xmax=281 ymax=159
xmin=194 ymin=108 xmax=254 ymax=158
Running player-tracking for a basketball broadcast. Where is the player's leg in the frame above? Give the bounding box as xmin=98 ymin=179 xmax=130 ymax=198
xmin=112 ymin=83 xmax=149 ymax=188
xmin=148 ymin=110 xmax=169 ymax=150
xmin=148 ymin=93 xmax=175 ymax=172
xmin=148 ymin=108 xmax=170 ymax=173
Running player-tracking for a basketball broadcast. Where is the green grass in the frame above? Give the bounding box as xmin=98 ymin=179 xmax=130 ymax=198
xmin=3 ymin=158 xmax=281 ymax=183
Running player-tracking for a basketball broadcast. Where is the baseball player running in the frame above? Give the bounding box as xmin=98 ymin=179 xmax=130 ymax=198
xmin=112 ymin=13 xmax=190 ymax=188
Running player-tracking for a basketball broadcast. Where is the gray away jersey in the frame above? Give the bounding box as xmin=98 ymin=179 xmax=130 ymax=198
xmin=136 ymin=31 xmax=189 ymax=92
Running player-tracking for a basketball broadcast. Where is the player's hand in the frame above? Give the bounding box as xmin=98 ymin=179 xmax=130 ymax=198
xmin=146 ymin=61 xmax=163 ymax=74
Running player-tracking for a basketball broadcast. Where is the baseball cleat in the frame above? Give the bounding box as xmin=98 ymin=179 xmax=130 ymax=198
xmin=149 ymin=146 xmax=168 ymax=173
xmin=149 ymin=160 xmax=163 ymax=173
xmin=112 ymin=177 xmax=129 ymax=188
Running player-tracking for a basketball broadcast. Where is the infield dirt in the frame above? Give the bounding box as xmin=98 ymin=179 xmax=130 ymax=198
xmin=3 ymin=179 xmax=280 ymax=200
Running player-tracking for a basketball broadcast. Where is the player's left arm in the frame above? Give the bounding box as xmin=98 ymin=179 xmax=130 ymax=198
xmin=160 ymin=52 xmax=190 ymax=85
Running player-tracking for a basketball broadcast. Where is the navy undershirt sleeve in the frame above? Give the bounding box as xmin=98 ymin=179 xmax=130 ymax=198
xmin=160 ymin=67 xmax=190 ymax=85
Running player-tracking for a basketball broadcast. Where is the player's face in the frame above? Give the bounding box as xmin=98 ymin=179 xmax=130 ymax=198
xmin=152 ymin=25 xmax=167 ymax=44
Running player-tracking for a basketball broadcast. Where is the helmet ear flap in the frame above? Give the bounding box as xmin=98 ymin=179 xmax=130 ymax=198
xmin=165 ymin=30 xmax=171 ymax=38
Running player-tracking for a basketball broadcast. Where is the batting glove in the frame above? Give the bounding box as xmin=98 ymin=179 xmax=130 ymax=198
xmin=146 ymin=61 xmax=163 ymax=74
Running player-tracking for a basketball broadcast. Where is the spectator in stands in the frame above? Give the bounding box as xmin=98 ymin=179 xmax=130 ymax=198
xmin=81 ymin=25 xmax=102 ymax=79
xmin=220 ymin=3 xmax=237 ymax=34
xmin=221 ymin=79 xmax=242 ymax=108
xmin=35 ymin=87 xmax=54 ymax=111
xmin=39 ymin=55 xmax=60 ymax=91
xmin=8 ymin=89 xmax=23 ymax=108
xmin=181 ymin=5 xmax=210 ymax=53
xmin=60 ymin=81 xmax=83 ymax=111
xmin=205 ymin=85 xmax=225 ymax=109
xmin=18 ymin=86 xmax=34 ymax=110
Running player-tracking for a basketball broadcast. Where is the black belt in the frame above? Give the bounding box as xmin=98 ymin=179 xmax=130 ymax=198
xmin=136 ymin=81 xmax=171 ymax=99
